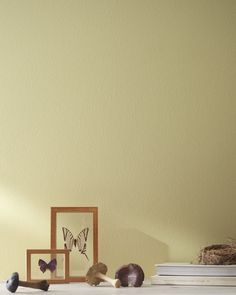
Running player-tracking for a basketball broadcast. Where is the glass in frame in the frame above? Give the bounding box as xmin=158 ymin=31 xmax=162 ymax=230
xmin=51 ymin=207 xmax=98 ymax=282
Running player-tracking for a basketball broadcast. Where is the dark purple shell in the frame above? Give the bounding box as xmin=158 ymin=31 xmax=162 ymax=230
xmin=115 ymin=263 xmax=145 ymax=287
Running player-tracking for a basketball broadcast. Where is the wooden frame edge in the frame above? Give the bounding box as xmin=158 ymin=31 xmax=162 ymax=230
xmin=50 ymin=207 xmax=98 ymax=282
xmin=26 ymin=249 xmax=70 ymax=284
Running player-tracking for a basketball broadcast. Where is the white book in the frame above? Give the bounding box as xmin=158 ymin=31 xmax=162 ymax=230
xmin=151 ymin=274 xmax=236 ymax=286
xmin=155 ymin=263 xmax=236 ymax=276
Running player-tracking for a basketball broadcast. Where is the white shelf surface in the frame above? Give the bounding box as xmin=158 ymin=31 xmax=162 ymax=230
xmin=1 ymin=281 xmax=236 ymax=294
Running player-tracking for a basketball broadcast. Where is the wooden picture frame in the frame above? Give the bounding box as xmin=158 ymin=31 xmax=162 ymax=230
xmin=27 ymin=249 xmax=69 ymax=284
xmin=51 ymin=207 xmax=98 ymax=282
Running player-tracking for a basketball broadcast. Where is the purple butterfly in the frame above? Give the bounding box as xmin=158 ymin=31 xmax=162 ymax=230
xmin=38 ymin=258 xmax=57 ymax=273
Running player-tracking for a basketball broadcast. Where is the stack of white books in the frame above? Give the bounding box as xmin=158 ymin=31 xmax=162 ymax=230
xmin=151 ymin=263 xmax=236 ymax=286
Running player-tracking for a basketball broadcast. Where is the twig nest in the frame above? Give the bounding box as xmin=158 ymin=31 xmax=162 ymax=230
xmin=199 ymin=244 xmax=236 ymax=265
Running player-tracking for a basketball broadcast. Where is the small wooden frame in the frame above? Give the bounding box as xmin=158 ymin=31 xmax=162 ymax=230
xmin=27 ymin=249 xmax=69 ymax=284
xmin=51 ymin=207 xmax=98 ymax=282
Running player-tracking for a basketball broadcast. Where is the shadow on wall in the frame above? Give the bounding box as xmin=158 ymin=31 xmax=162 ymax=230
xmin=100 ymin=227 xmax=168 ymax=277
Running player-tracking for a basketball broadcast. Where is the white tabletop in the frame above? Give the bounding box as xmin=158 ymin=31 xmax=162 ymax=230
xmin=1 ymin=282 xmax=236 ymax=295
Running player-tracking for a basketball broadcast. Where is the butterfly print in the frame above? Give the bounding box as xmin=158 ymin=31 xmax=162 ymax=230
xmin=38 ymin=258 xmax=57 ymax=273
xmin=62 ymin=227 xmax=89 ymax=260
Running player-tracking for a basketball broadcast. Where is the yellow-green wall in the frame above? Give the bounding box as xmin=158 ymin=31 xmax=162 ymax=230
xmin=0 ymin=0 xmax=235 ymax=280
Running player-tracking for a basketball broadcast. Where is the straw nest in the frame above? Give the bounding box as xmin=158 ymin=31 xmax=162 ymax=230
xmin=198 ymin=243 xmax=236 ymax=265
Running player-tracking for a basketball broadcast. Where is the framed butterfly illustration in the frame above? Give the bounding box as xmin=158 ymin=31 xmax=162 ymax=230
xmin=62 ymin=227 xmax=89 ymax=260
xmin=27 ymin=249 xmax=69 ymax=284
xmin=51 ymin=207 xmax=98 ymax=282
xmin=38 ymin=258 xmax=57 ymax=273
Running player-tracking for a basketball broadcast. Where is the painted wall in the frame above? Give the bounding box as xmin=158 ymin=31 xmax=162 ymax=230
xmin=0 ymin=0 xmax=235 ymax=280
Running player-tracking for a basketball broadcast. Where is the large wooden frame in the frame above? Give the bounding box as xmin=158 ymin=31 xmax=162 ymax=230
xmin=51 ymin=207 xmax=98 ymax=282
xmin=27 ymin=249 xmax=70 ymax=284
